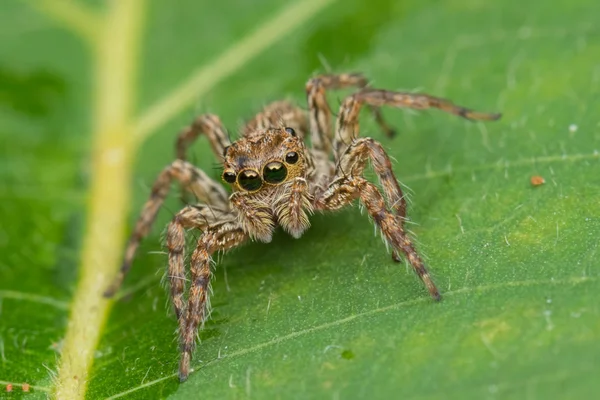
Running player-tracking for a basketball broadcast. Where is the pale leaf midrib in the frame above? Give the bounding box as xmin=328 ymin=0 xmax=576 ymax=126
xmin=54 ymin=0 xmax=145 ymax=398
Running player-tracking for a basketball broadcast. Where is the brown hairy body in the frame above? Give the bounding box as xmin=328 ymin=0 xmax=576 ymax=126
xmin=104 ymin=73 xmax=501 ymax=382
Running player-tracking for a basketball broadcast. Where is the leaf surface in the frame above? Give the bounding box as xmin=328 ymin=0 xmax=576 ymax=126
xmin=1 ymin=0 xmax=598 ymax=398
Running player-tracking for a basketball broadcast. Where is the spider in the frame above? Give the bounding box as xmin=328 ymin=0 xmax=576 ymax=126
xmin=104 ymin=73 xmax=501 ymax=382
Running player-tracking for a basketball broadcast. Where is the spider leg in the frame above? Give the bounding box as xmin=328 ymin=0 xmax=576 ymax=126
xmin=273 ymin=177 xmax=314 ymax=238
xmin=165 ymin=206 xmax=235 ymax=339
xmin=332 ymin=89 xmax=501 ymax=158
xmin=336 ymin=137 xmax=408 ymax=261
xmin=104 ymin=160 xmax=230 ymax=297
xmin=337 ymin=137 xmax=407 ymax=217
xmin=175 ymin=114 xmax=231 ymax=203
xmin=176 ymin=114 xmax=231 ymax=162
xmin=306 ymin=73 xmax=396 ymax=156
xmin=314 ymin=176 xmax=441 ymax=301
xmin=331 ymin=88 xmax=500 ymax=260
xmin=179 ymin=223 xmax=247 ymax=382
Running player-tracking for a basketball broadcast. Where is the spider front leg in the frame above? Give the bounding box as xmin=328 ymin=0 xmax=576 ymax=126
xmin=336 ymin=137 xmax=409 ymax=262
xmin=166 ymin=205 xmax=235 ymax=336
xmin=179 ymin=223 xmax=247 ymax=382
xmin=315 ymin=176 xmax=441 ymax=301
xmin=104 ymin=160 xmax=229 ymax=297
xmin=337 ymin=137 xmax=408 ymax=219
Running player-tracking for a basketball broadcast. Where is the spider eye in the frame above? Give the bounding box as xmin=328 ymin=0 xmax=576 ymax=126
xmin=285 ymin=151 xmax=299 ymax=164
xmin=222 ymin=171 xmax=236 ymax=183
xmin=263 ymin=161 xmax=287 ymax=184
xmin=238 ymin=170 xmax=262 ymax=191
xmin=285 ymin=127 xmax=296 ymax=137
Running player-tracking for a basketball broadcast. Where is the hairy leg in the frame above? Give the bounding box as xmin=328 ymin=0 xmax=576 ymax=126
xmin=179 ymin=223 xmax=248 ymax=382
xmin=315 ymin=176 xmax=441 ymax=301
xmin=273 ymin=177 xmax=314 ymax=238
xmin=306 ymin=73 xmax=396 ymax=155
xmin=165 ymin=206 xmax=234 ymax=338
xmin=104 ymin=160 xmax=229 ymax=297
xmin=176 ymin=114 xmax=231 ymax=161
xmin=337 ymin=137 xmax=406 ymax=218
xmin=333 ymin=88 xmax=501 ymax=158
xmin=331 ymin=89 xmax=500 ymax=260
xmin=336 ymin=137 xmax=408 ymax=261
xmin=175 ymin=114 xmax=231 ymax=203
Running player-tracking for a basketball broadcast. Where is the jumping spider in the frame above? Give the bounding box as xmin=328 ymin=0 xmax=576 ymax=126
xmin=104 ymin=73 xmax=501 ymax=381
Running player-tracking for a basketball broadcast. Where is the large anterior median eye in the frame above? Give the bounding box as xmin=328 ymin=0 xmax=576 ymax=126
xmin=263 ymin=161 xmax=287 ymax=184
xmin=238 ymin=170 xmax=262 ymax=191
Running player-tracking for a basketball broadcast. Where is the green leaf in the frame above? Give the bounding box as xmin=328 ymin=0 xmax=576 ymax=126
xmin=1 ymin=0 xmax=599 ymax=399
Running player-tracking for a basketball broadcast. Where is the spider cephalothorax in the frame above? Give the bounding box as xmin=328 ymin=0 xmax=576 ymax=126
xmin=104 ymin=73 xmax=501 ymax=382
xmin=222 ymin=126 xmax=306 ymax=191
xmin=222 ymin=126 xmax=313 ymax=242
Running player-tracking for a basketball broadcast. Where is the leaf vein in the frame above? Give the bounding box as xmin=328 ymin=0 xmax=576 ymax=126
xmin=0 ymin=290 xmax=69 ymax=310
xmin=105 ymin=275 xmax=596 ymax=399
xmin=24 ymin=0 xmax=102 ymax=45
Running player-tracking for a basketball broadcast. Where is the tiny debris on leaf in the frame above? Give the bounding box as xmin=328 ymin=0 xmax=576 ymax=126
xmin=6 ymin=384 xmax=12 ymax=392
xmin=530 ymin=175 xmax=545 ymax=186
xmin=22 ymin=383 xmax=30 ymax=392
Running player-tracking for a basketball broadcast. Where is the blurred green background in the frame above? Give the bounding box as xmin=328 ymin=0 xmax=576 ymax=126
xmin=1 ymin=0 xmax=599 ymax=399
